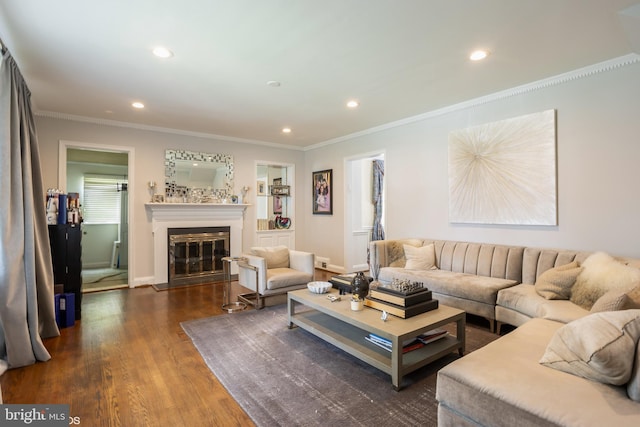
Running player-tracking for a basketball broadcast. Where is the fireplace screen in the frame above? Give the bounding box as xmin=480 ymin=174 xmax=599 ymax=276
xmin=168 ymin=227 xmax=230 ymax=285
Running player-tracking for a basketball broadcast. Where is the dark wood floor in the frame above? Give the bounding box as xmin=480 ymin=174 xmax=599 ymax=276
xmin=0 ymin=270 xmax=333 ymax=427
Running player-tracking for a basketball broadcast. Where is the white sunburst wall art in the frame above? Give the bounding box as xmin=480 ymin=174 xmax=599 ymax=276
xmin=448 ymin=109 xmax=557 ymax=226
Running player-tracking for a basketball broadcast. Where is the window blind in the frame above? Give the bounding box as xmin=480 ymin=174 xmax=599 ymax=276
xmin=83 ymin=174 xmax=126 ymax=224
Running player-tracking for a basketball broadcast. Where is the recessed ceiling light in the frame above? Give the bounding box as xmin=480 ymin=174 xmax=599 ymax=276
xmin=152 ymin=46 xmax=173 ymax=58
xmin=267 ymin=80 xmax=281 ymax=87
xmin=132 ymin=102 xmax=145 ymax=109
xmin=282 ymin=127 xmax=292 ymax=134
xmin=470 ymin=50 xmax=490 ymax=61
xmin=346 ymin=100 xmax=359 ymax=108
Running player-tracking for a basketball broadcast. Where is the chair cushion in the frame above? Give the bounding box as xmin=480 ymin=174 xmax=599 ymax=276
xmin=266 ymin=268 xmax=314 ymax=290
xmin=251 ymin=245 xmax=290 ymax=268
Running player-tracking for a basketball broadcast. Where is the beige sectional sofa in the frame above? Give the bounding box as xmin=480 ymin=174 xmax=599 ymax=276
xmin=369 ymin=238 xmax=640 ymax=426
xmin=370 ymin=239 xmax=524 ymax=332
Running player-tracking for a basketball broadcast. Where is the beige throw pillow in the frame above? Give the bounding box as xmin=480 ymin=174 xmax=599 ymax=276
xmin=251 ymin=246 xmax=289 ymax=269
xmin=570 ymin=252 xmax=640 ymax=310
xmin=540 ymin=310 xmax=640 ymax=386
xmin=534 ymin=261 xmax=582 ymax=300
xmin=590 ymin=290 xmax=631 ymax=312
xmin=590 ymin=285 xmax=640 ymax=313
xmin=403 ymin=244 xmax=437 ymax=271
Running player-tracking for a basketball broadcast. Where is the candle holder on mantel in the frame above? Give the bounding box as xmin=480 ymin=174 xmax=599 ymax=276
xmin=148 ymin=181 xmax=156 ymax=202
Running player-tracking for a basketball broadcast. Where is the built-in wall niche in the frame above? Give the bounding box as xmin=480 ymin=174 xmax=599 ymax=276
xmin=255 ymin=162 xmax=295 ymax=247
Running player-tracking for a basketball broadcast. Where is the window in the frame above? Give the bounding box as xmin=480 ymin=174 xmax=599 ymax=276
xmin=83 ymin=174 xmax=126 ymax=224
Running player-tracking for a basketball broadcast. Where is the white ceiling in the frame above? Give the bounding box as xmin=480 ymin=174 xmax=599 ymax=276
xmin=1 ymin=1 xmax=639 ymax=149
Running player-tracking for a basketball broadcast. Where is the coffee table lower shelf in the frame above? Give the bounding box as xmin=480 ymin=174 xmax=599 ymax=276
xmin=287 ymin=290 xmax=465 ymax=391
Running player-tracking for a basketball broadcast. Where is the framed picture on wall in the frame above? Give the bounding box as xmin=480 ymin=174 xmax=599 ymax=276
xmin=312 ymin=169 xmax=333 ymax=215
xmin=257 ymin=181 xmax=266 ymax=196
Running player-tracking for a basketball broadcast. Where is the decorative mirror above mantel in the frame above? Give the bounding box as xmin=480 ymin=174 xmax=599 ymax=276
xmin=164 ymin=149 xmax=234 ymax=202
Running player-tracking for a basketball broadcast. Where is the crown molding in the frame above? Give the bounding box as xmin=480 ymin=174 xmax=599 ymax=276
xmin=35 ymin=53 xmax=639 ymax=152
xmin=305 ymin=53 xmax=640 ymax=151
xmin=34 ymin=110 xmax=305 ymax=151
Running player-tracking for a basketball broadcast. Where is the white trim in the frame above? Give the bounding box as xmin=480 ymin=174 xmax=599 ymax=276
xmin=40 ymin=111 xmax=303 ymax=151
xmin=58 ymin=140 xmax=136 ymax=288
xmin=343 ymin=150 xmax=386 ymax=273
xmin=307 ymin=53 xmax=640 ymax=150
xmin=39 ymin=54 xmax=640 ymax=152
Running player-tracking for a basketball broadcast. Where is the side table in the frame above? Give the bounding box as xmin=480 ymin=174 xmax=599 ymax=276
xmin=222 ymin=256 xmax=248 ymax=313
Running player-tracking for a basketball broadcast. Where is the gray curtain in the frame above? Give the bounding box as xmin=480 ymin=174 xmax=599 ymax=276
xmin=0 ymin=45 xmax=59 ymax=369
xmin=371 ymin=159 xmax=385 ymax=242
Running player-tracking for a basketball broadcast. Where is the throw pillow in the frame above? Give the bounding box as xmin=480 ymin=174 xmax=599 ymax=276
xmin=627 ymin=286 xmax=640 ymax=308
xmin=403 ymin=244 xmax=437 ymax=271
xmin=590 ymin=290 xmax=631 ymax=312
xmin=570 ymin=252 xmax=640 ymax=310
xmin=539 ymin=310 xmax=640 ymax=386
xmin=628 ymin=340 xmax=640 ymax=401
xmin=590 ymin=285 xmax=640 ymax=313
xmin=534 ymin=261 xmax=582 ymax=300
xmin=251 ymin=246 xmax=289 ymax=269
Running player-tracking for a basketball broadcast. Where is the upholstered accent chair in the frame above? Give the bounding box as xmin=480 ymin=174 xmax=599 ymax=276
xmin=238 ymin=246 xmax=315 ymax=307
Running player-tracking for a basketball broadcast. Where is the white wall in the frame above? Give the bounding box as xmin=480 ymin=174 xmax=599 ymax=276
xmin=35 ymin=57 xmax=640 ymax=281
xmin=302 ymin=59 xmax=640 ymax=263
xmin=35 ymin=117 xmax=305 ymax=285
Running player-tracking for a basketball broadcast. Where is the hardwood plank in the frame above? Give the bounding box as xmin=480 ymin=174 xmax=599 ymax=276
xmin=0 ymin=269 xmax=335 ymax=426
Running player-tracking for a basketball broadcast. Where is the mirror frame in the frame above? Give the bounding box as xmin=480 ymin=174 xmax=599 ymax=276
xmin=165 ymin=149 xmax=234 ymax=201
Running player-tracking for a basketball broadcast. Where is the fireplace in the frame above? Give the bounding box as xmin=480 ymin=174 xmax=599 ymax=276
xmin=168 ymin=227 xmax=230 ymax=285
xmin=145 ymin=202 xmax=247 ymax=286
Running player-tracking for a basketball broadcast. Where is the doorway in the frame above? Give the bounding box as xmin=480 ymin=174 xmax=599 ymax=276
xmin=58 ymin=141 xmax=135 ymax=292
xmin=343 ymin=151 xmax=385 ymax=273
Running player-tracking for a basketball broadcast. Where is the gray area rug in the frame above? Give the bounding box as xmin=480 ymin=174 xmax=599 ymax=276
xmin=181 ymin=306 xmax=497 ymax=426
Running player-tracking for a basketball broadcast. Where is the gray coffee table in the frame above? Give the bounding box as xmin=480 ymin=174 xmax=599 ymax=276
xmin=287 ymin=288 xmax=465 ymax=390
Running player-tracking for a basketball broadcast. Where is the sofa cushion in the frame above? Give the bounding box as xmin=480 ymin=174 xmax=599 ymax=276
xmin=251 ymin=245 xmax=289 ymax=269
xmin=540 ymin=310 xmax=640 ymax=386
xmin=437 ymin=318 xmax=640 ymax=427
xmin=628 ymin=340 xmax=640 ymax=401
xmin=379 ymin=267 xmax=516 ymax=305
xmin=570 ymin=252 xmax=640 ymax=310
xmin=534 ymin=260 xmax=581 ymax=300
xmin=403 ymin=243 xmax=437 ymax=270
xmin=497 ymin=284 xmax=588 ymax=323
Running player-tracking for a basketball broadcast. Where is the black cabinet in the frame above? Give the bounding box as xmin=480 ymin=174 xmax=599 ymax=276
xmin=49 ymin=224 xmax=82 ymax=320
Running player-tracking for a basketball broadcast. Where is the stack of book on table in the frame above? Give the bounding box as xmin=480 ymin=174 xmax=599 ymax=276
xmin=365 ymin=329 xmax=449 ymax=353
xmin=364 ymin=284 xmax=438 ymax=318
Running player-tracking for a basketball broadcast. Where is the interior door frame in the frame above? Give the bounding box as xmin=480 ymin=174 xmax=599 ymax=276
xmin=58 ymin=140 xmax=135 ymax=287
xmin=343 ymin=150 xmax=385 ymax=273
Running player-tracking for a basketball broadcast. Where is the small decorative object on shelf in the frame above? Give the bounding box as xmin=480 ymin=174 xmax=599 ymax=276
xmin=271 ymin=185 xmax=290 ymax=196
xmin=275 ymin=215 xmax=291 ymax=229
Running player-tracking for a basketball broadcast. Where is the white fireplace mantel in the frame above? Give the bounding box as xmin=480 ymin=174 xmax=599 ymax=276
xmin=145 ymin=203 xmax=249 ymax=284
